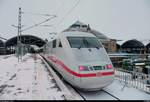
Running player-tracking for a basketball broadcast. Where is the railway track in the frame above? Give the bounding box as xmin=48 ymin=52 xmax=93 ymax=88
xmin=76 ymin=89 xmax=120 ymax=100
xmin=101 ymin=89 xmax=120 ymax=100
xmin=64 ymin=80 xmax=120 ymax=100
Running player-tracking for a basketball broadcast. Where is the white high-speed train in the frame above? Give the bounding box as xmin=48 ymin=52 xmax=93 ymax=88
xmin=43 ymin=31 xmax=114 ymax=91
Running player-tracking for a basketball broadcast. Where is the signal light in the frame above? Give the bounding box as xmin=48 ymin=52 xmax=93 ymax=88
xmin=107 ymin=64 xmax=113 ymax=69
xmin=79 ymin=66 xmax=89 ymax=71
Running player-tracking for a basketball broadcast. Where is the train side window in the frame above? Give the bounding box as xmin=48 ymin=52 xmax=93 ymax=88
xmin=53 ymin=40 xmax=56 ymax=48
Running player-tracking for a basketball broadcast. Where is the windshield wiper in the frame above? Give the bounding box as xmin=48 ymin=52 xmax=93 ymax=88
xmin=91 ymin=45 xmax=100 ymax=49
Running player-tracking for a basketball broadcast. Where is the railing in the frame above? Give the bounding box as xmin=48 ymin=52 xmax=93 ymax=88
xmin=115 ymin=68 xmax=150 ymax=93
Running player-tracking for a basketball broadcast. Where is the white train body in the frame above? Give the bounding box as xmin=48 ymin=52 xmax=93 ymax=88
xmin=44 ymin=31 xmax=114 ymax=91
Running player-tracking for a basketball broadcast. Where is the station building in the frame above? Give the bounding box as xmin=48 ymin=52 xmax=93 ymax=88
xmin=0 ymin=21 xmax=149 ymax=56
xmin=116 ymin=43 xmax=121 ymax=52
xmin=146 ymin=43 xmax=150 ymax=54
xmin=63 ymin=21 xmax=117 ymax=53
xmin=4 ymin=35 xmax=46 ymax=54
xmin=121 ymin=39 xmax=145 ymax=54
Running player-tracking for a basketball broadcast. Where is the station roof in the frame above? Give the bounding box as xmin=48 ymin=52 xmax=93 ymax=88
xmin=89 ymin=29 xmax=110 ymax=41
xmin=70 ymin=21 xmax=86 ymax=28
xmin=146 ymin=43 xmax=150 ymax=48
xmin=0 ymin=40 xmax=4 ymax=47
xmin=116 ymin=43 xmax=121 ymax=49
xmin=63 ymin=21 xmax=110 ymax=42
xmin=5 ymin=35 xmax=46 ymax=47
xmin=121 ymin=39 xmax=145 ymax=48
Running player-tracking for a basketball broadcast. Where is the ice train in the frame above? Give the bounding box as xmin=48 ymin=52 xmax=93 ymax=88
xmin=43 ymin=31 xmax=114 ymax=91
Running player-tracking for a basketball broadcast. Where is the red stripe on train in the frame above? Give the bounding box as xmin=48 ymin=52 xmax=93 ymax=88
xmin=47 ymin=56 xmax=114 ymax=77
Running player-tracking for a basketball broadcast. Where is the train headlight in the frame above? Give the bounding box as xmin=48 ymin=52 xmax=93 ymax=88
xmin=79 ymin=66 xmax=89 ymax=71
xmin=106 ymin=64 xmax=113 ymax=69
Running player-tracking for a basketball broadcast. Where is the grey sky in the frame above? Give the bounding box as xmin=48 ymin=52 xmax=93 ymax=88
xmin=0 ymin=0 xmax=150 ymax=44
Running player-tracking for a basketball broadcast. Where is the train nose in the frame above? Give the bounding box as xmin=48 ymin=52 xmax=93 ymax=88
xmin=78 ymin=74 xmax=114 ymax=91
xmin=73 ymin=63 xmax=115 ymax=91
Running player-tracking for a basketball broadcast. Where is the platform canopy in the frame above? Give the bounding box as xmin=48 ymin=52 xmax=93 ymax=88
xmin=146 ymin=43 xmax=150 ymax=48
xmin=121 ymin=39 xmax=145 ymax=48
xmin=0 ymin=40 xmax=4 ymax=47
xmin=116 ymin=43 xmax=121 ymax=49
xmin=5 ymin=35 xmax=46 ymax=47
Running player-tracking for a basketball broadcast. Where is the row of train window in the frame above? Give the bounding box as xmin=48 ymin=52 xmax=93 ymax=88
xmin=52 ymin=39 xmax=62 ymax=48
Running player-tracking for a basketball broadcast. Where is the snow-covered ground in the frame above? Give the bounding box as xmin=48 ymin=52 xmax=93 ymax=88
xmin=79 ymin=79 xmax=150 ymax=100
xmin=104 ymin=79 xmax=150 ymax=100
xmin=0 ymin=54 xmax=12 ymax=61
xmin=0 ymin=54 xmax=64 ymax=100
xmin=115 ymin=70 xmax=150 ymax=93
xmin=0 ymin=54 xmax=150 ymax=100
xmin=72 ymin=70 xmax=150 ymax=100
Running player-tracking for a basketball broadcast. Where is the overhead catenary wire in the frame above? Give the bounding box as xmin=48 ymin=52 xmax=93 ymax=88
xmin=45 ymin=0 xmax=66 ymax=34
xmin=21 ymin=15 xmax=57 ymax=32
xmin=54 ymin=0 xmax=65 ymax=16
xmin=21 ymin=11 xmax=56 ymax=17
xmin=20 ymin=10 xmax=57 ymax=32
xmin=56 ymin=0 xmax=81 ymax=27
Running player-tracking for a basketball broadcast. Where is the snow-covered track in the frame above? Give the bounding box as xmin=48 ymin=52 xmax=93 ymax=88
xmin=63 ymin=82 xmax=86 ymax=100
xmin=101 ymin=89 xmax=120 ymax=100
xmin=64 ymin=81 xmax=119 ymax=100
xmin=39 ymin=54 xmax=80 ymax=100
xmin=74 ymin=89 xmax=120 ymax=100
